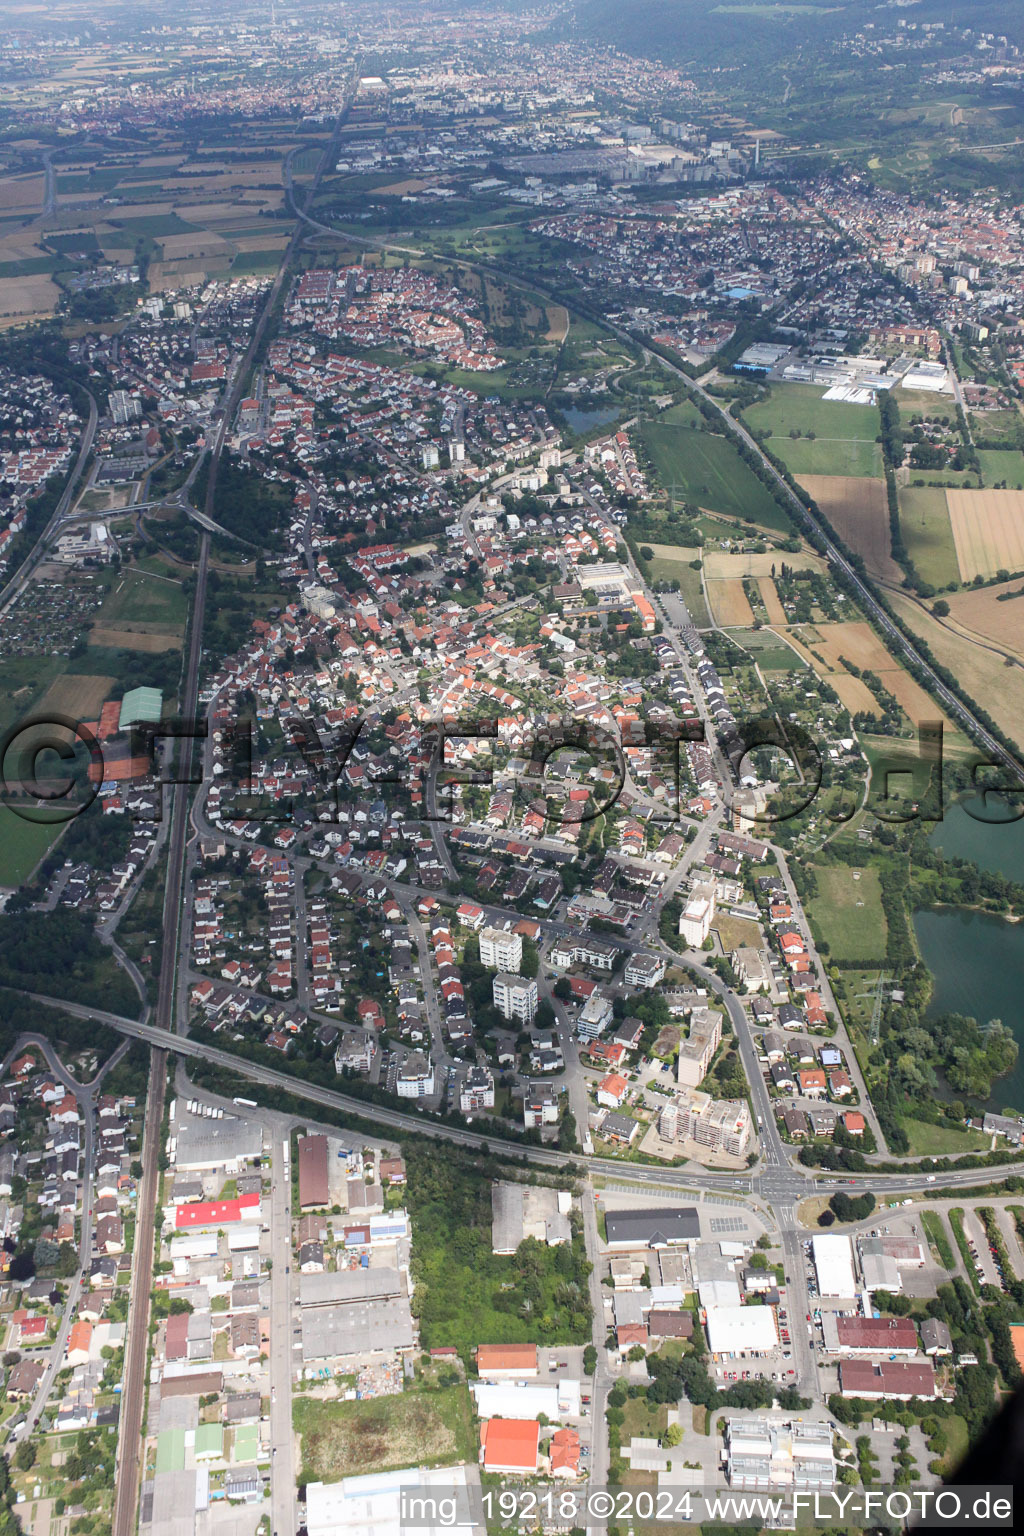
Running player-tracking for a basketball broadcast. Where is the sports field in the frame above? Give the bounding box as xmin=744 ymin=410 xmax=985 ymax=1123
xmin=800 ymin=475 xmax=899 ymax=581
xmin=807 ymin=862 xmax=887 ymax=963
xmin=0 ymin=808 xmax=63 ymax=888
xmin=743 ymin=383 xmax=882 ymax=478
xmin=899 ymin=486 xmax=960 ymax=589
xmin=640 ymin=420 xmax=792 ymax=532
xmin=94 ymin=568 xmax=188 ymax=631
xmin=946 ymin=487 xmax=1024 ymax=581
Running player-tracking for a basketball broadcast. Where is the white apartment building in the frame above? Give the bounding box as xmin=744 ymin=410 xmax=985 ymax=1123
xmin=679 ymin=880 xmax=716 ymax=947
xmin=659 ymin=1091 xmax=751 ymax=1157
xmin=493 ymin=972 xmax=538 ymax=1024
xmin=460 ymin=1065 xmax=495 ymax=1113
xmin=396 ymin=1051 xmax=435 ymax=1099
xmin=479 ymin=926 xmax=523 ymax=972
xmin=623 ymin=952 xmax=666 ymax=989
xmin=676 ymin=1006 xmax=722 ymax=1088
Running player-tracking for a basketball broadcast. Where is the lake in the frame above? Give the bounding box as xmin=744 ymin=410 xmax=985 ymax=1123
xmin=914 ymin=907 xmax=1024 ymax=1113
xmin=562 ymin=404 xmax=622 ymax=433
xmin=929 ymin=795 xmax=1024 ymax=884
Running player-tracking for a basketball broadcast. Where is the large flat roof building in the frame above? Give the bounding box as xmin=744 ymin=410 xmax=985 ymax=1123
xmin=604 ymin=1207 xmax=700 ymax=1250
xmin=811 ymin=1234 xmax=856 ymax=1298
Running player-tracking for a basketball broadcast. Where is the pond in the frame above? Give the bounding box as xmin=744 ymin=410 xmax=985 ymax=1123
xmin=928 ymin=795 xmax=1024 ymax=885
xmin=562 ymin=404 xmax=622 ymax=433
xmin=914 ymin=907 xmax=1024 ymax=1113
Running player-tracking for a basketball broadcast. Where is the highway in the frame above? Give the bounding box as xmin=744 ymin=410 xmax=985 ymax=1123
xmin=21 ymin=991 xmax=1021 ymax=1198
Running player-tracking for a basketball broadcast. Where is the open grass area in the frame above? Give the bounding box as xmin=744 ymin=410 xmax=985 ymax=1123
xmin=932 ymin=1413 xmax=969 ymax=1479
xmin=807 ymin=862 xmax=887 ymax=964
xmin=0 ymin=808 xmax=63 ymax=886
xmin=979 ymin=448 xmax=1024 ymax=489
xmin=711 ymin=913 xmax=762 ymax=951
xmin=0 ymin=653 xmax=66 ymax=735
xmin=743 ymin=383 xmax=882 ymax=478
xmin=95 ymin=566 xmax=188 ymax=629
xmin=902 ymin=1119 xmax=991 ymax=1158
xmin=899 ymin=485 xmax=960 ymax=590
xmin=639 ymin=421 xmax=793 ymax=533
xmin=621 ymin=1395 xmax=669 ymax=1440
xmin=293 ymin=1385 xmax=475 ymax=1483
xmin=921 ymin=1209 xmax=957 ymax=1271
xmin=641 ymin=547 xmax=710 ymax=625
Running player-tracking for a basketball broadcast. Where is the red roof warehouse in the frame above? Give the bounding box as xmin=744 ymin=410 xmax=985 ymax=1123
xmin=174 ymin=1192 xmax=261 ymax=1229
xmin=298 ymin=1134 xmax=329 ymax=1210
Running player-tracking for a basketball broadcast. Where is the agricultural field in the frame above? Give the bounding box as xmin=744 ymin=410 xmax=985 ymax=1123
xmin=0 ymin=124 xmax=318 ymax=316
xmin=36 ymin=672 xmax=114 ymax=723
xmin=742 ymin=383 xmax=883 ymax=478
xmin=703 ymin=549 xmax=825 ymax=580
xmin=756 ymin=576 xmax=787 ymax=625
xmin=799 ymin=474 xmax=899 ymax=582
xmin=639 ymin=419 xmax=793 ymax=532
xmin=786 ymin=621 xmax=952 ymax=729
xmin=886 ymin=589 xmax=1024 ymax=753
xmin=731 ymin=628 xmax=808 ymax=673
xmin=706 ymin=577 xmax=754 ymax=627
xmin=946 ymin=487 xmax=1024 ymax=581
xmin=807 ymin=862 xmax=887 ymax=964
xmin=898 ymin=486 xmax=960 ymax=590
xmin=945 ymin=578 xmax=1024 ymax=651
xmin=293 ymin=1385 xmax=475 ymax=1484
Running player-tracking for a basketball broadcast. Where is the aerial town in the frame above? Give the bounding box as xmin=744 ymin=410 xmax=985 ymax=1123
xmin=1 ymin=3 xmax=1024 ymax=1536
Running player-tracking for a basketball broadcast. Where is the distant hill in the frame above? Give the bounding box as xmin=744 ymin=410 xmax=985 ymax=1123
xmin=540 ymin=0 xmax=1024 ymax=71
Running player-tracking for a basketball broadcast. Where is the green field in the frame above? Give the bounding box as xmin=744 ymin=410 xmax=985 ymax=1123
xmin=726 ymin=630 xmax=807 ymax=671
xmin=921 ymin=1208 xmax=957 ymax=1270
xmin=95 ymin=568 xmax=188 ymax=629
xmin=293 ymin=1385 xmax=475 ymax=1483
xmin=641 ymin=547 xmax=711 ymax=625
xmin=971 ymin=409 xmax=1024 ymax=447
xmin=654 ymin=398 xmax=703 ymax=430
xmin=807 ymin=861 xmax=887 ymax=963
xmin=979 ymin=448 xmax=1024 ymax=489
xmin=782 ymin=437 xmax=882 ymax=478
xmin=230 ymin=250 xmax=286 ymax=276
xmin=0 ymin=654 xmax=66 ymax=736
xmin=901 ymin=1118 xmax=991 ymax=1158
xmin=898 ymin=485 xmax=960 ymax=589
xmin=0 ymin=808 xmax=64 ymax=887
xmin=640 ymin=421 xmax=793 ymax=532
xmin=743 ymin=383 xmax=882 ymax=478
